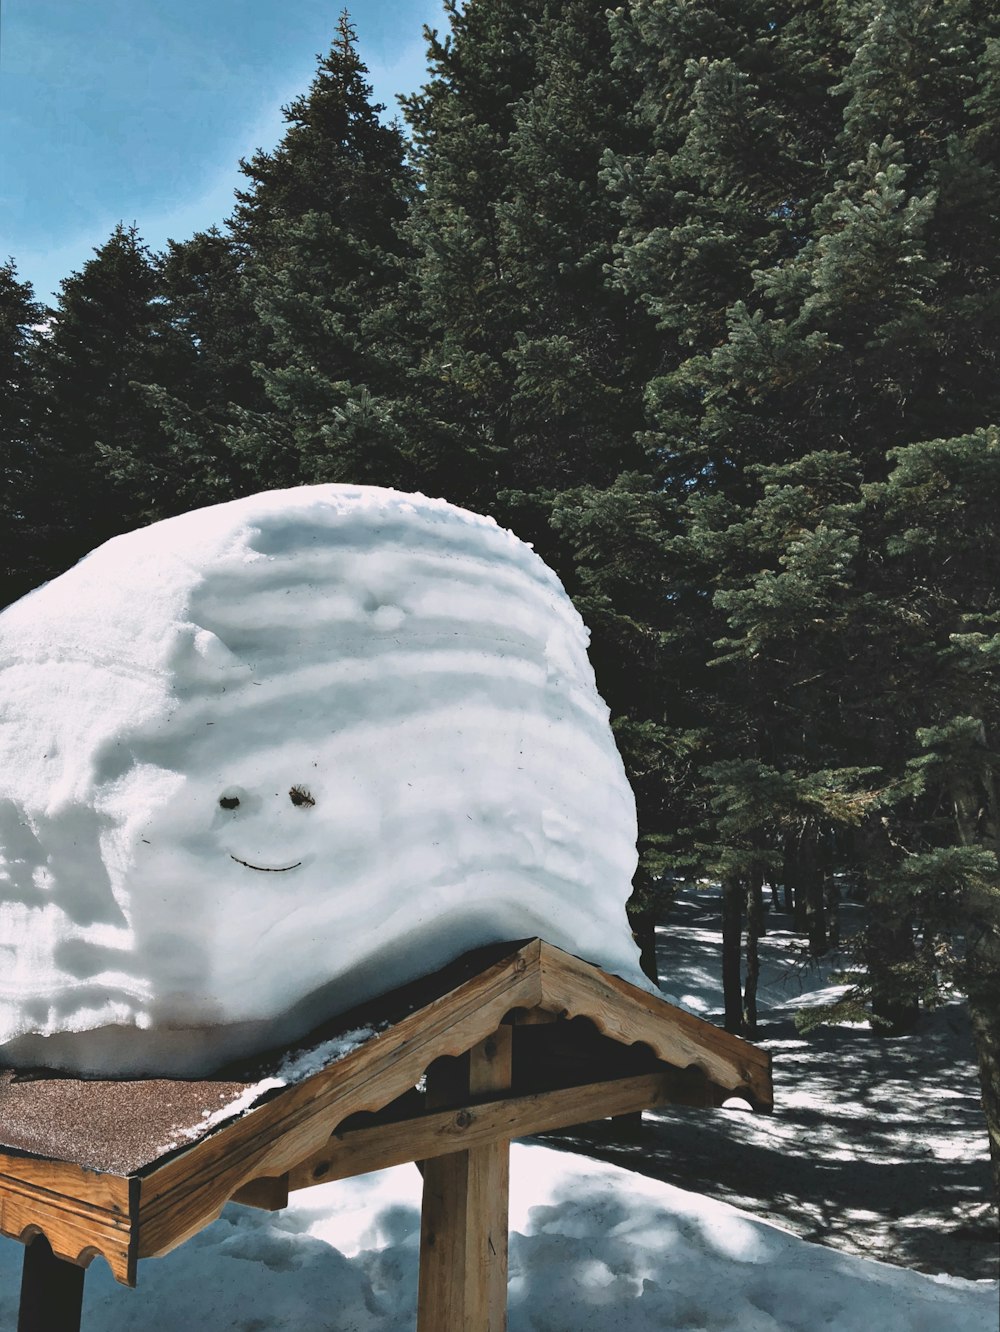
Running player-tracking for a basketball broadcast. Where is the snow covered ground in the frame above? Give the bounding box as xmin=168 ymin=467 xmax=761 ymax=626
xmin=545 ymin=884 xmax=999 ymax=1284
xmin=0 ymin=1141 xmax=993 ymax=1331
xmin=1 ymin=884 xmax=995 ymax=1330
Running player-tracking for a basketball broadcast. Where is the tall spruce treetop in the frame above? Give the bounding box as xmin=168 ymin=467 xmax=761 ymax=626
xmin=400 ymin=0 xmax=657 ymax=532
xmin=232 ymin=11 xmax=409 ymax=255
xmin=226 ymin=11 xmax=417 ymax=489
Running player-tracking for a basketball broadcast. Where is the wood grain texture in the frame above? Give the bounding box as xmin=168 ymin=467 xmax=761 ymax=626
xmin=467 ymin=1028 xmax=512 ymax=1329
xmin=0 ymin=1153 xmax=135 ymax=1286
xmin=136 ymin=943 xmax=541 ymax=1261
xmin=286 ymin=1069 xmax=686 ymax=1189
xmin=417 ymin=1032 xmax=512 ymax=1332
xmin=0 ymin=935 xmax=773 ymax=1297
xmin=538 ymin=943 xmax=773 ymax=1109
xmin=229 ymin=1175 xmax=289 ymax=1211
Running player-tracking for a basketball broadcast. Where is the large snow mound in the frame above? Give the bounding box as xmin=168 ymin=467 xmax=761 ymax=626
xmin=0 ymin=485 xmax=642 ymax=1076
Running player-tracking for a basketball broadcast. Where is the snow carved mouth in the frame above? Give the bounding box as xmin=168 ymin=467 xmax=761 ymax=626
xmin=229 ymin=854 xmax=303 ymax=873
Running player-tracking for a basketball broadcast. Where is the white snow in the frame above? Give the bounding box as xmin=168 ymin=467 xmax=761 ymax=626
xmin=0 ymin=485 xmax=643 ymax=1076
xmin=0 ymin=1143 xmax=991 ymax=1332
xmin=156 ymin=1025 xmax=382 ymax=1156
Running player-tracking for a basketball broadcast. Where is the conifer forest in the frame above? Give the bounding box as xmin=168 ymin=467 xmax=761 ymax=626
xmin=3 ymin=1 xmax=1000 ymax=1214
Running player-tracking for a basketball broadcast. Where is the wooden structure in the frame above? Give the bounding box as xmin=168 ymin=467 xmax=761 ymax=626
xmin=0 ymin=939 xmax=772 ymax=1331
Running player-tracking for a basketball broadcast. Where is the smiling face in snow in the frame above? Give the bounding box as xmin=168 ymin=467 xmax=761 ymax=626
xmin=0 ymin=484 xmax=642 ymax=1077
xmin=220 ymin=785 xmax=315 ymax=871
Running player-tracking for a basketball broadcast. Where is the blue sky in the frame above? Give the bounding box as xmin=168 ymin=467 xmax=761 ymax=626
xmin=0 ymin=0 xmax=443 ymax=303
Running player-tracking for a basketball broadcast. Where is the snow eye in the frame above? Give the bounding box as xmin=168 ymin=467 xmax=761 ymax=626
xmin=289 ymin=786 xmax=315 ymax=808
xmin=219 ymin=795 xmax=240 ymax=810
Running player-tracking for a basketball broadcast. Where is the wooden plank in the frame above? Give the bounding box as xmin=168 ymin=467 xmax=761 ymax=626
xmin=467 ymin=1028 xmax=511 ymax=1328
xmin=287 ymin=1069 xmax=679 ymax=1188
xmin=0 ymin=1153 xmax=135 ymax=1286
xmin=538 ymin=942 xmax=773 ymax=1109
xmin=504 ymin=1006 xmax=559 ymax=1025
xmin=136 ymin=942 xmax=542 ymax=1261
xmin=17 ymin=1232 xmax=86 ymax=1332
xmin=229 ymin=1175 xmax=289 ymax=1211
xmin=417 ymin=1030 xmax=512 ymax=1332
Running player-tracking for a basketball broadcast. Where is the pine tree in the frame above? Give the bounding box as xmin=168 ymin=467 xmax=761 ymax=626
xmin=144 ymin=227 xmax=267 ymax=509
xmin=226 ymin=12 xmax=417 ymax=490
xmin=400 ymin=0 xmax=662 ymax=519
xmin=31 ymin=225 xmax=190 ymax=564
xmin=0 ymin=262 xmax=47 ymax=604
xmin=609 ymin=0 xmax=1000 ymax=1185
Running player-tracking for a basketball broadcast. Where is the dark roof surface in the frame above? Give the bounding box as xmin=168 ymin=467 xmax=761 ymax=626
xmin=0 ymin=941 xmax=527 ymax=1176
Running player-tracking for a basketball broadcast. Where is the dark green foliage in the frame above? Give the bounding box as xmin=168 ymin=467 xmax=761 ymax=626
xmin=0 ymin=262 xmax=47 ymax=605
xmin=228 ymin=13 xmax=418 ymax=490
xmin=29 ymin=225 xmax=194 ymax=569
xmin=400 ymin=0 xmax=657 ymax=531
xmin=602 ymin=0 xmax=1000 ymax=1182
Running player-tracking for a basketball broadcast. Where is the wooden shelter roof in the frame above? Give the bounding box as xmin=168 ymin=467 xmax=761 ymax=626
xmin=0 ymin=938 xmax=771 ymax=1289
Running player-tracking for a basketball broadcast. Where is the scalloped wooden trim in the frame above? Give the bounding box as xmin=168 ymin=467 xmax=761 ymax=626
xmin=536 ymin=942 xmax=773 ymax=1110
xmin=0 ymin=937 xmax=773 ymax=1292
xmin=0 ymin=1154 xmax=135 ymax=1285
xmin=135 ymin=942 xmax=542 ymax=1261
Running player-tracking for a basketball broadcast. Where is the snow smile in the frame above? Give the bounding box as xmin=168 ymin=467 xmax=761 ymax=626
xmin=229 ymin=853 xmax=303 ymax=873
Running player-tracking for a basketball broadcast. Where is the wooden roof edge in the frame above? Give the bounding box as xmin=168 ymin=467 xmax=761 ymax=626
xmin=131 ymin=940 xmax=545 ymax=1263
xmin=536 ymin=941 xmax=774 ymax=1112
xmin=0 ymin=1153 xmax=138 ymax=1285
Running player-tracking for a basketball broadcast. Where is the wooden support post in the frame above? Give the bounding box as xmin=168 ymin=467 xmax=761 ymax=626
xmin=17 ymin=1233 xmax=85 ymax=1332
xmin=417 ymin=1028 xmax=512 ymax=1332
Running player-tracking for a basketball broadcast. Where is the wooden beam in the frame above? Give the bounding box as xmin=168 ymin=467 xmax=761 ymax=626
xmin=0 ymin=1153 xmax=135 ymax=1286
xmin=229 ymin=1175 xmax=289 ymax=1212
xmin=287 ymin=1067 xmax=681 ymax=1189
xmin=17 ymin=1232 xmax=85 ymax=1332
xmin=467 ymin=1029 xmax=511 ymax=1328
xmin=538 ymin=942 xmax=773 ymax=1109
xmin=417 ymin=1029 xmax=512 ymax=1332
xmin=504 ymin=1006 xmax=559 ymax=1025
xmin=136 ymin=942 xmax=541 ymax=1263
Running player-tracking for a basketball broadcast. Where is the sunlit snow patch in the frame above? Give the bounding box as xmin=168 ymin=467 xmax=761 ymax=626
xmin=0 ymin=485 xmax=642 ymax=1075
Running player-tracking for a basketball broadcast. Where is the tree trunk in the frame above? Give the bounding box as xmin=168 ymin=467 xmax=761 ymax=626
xmin=949 ymin=722 xmax=1000 ymax=1207
xmin=630 ymin=905 xmax=659 ymax=986
xmin=769 ymin=878 xmax=782 ymax=913
xmin=781 ymin=831 xmax=796 ymax=915
xmin=722 ymin=872 xmax=743 ymax=1034
xmin=824 ymin=871 xmax=840 ymax=949
xmin=868 ymin=911 xmax=920 ymax=1034
xmin=822 ymin=830 xmax=840 ymax=949
xmin=789 ymin=825 xmax=808 ymax=929
xmin=861 ymin=821 xmax=919 ymax=1034
xmin=742 ymin=864 xmax=764 ymax=1037
xmin=800 ymin=822 xmax=828 ymax=957
xmin=966 ymin=958 xmax=1000 ymax=1210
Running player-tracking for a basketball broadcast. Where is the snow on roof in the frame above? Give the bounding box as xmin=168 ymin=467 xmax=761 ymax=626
xmin=0 ymin=485 xmax=643 ymax=1076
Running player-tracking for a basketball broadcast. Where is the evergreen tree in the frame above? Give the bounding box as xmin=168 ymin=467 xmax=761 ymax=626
xmin=31 ymin=225 xmax=189 ymax=565
xmin=0 ymin=262 xmax=46 ymax=604
xmin=143 ymin=227 xmax=267 ymax=509
xmin=226 ymin=12 xmax=417 ymax=489
xmin=607 ymin=0 xmax=1000 ymax=1188
xmin=401 ymin=0 xmax=657 ymax=528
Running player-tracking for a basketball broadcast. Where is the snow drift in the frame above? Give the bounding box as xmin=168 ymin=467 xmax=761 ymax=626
xmin=0 ymin=485 xmax=642 ymax=1075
